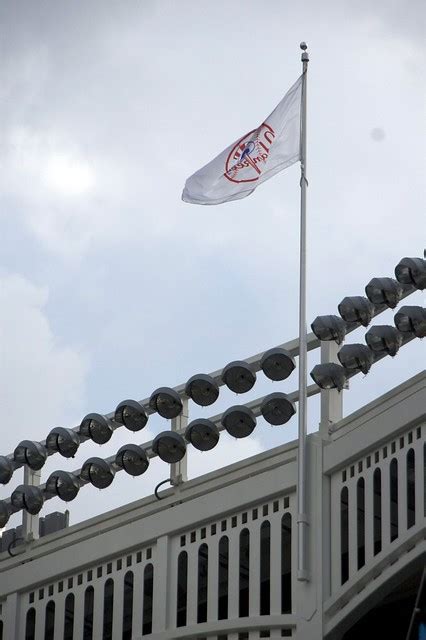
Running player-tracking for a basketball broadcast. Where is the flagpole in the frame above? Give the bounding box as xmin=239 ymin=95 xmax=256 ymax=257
xmin=297 ymin=41 xmax=310 ymax=582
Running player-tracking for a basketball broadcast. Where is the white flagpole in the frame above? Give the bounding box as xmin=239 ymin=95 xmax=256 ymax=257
xmin=297 ymin=41 xmax=310 ymax=582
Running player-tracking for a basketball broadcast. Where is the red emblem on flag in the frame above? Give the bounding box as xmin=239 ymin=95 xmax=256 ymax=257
xmin=224 ymin=123 xmax=275 ymax=184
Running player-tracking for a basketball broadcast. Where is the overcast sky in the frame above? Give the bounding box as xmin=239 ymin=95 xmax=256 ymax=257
xmin=1 ymin=0 xmax=425 ymax=531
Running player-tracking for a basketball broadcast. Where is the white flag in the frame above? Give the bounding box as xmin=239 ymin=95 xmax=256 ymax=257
xmin=182 ymin=76 xmax=302 ymax=205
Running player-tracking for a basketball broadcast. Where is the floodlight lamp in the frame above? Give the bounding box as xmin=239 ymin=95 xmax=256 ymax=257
xmin=395 ymin=257 xmax=426 ymax=290
xmin=79 ymin=413 xmax=113 ymax=445
xmin=0 ymin=456 xmax=13 ymax=484
xmin=365 ymin=277 xmax=403 ymax=309
xmin=310 ymin=363 xmax=348 ymax=391
xmin=114 ymin=400 xmax=148 ymax=432
xmin=338 ymin=296 xmax=375 ymax=327
xmin=46 ymin=427 xmax=80 ymax=458
xmin=260 ymin=392 xmax=296 ymax=426
xmin=46 ymin=470 xmax=80 ymax=502
xmin=152 ymin=431 xmax=186 ymax=463
xmin=260 ymin=348 xmax=295 ymax=381
xmin=221 ymin=406 xmax=256 ymax=438
xmin=365 ymin=325 xmax=403 ymax=357
xmin=80 ymin=457 xmax=115 ymax=489
xmin=149 ymin=387 xmax=183 ymax=419
xmin=0 ymin=500 xmax=10 ymax=528
xmin=13 ymin=440 xmax=47 ymax=471
xmin=311 ymin=315 xmax=346 ymax=344
xmin=337 ymin=344 xmax=374 ymax=374
xmin=115 ymin=444 xmax=149 ymax=476
xmin=185 ymin=419 xmax=219 ymax=451
xmin=221 ymin=361 xmax=256 ymax=394
xmin=11 ymin=485 xmax=44 ymax=515
xmin=185 ymin=374 xmax=219 ymax=407
xmin=394 ymin=306 xmax=426 ymax=338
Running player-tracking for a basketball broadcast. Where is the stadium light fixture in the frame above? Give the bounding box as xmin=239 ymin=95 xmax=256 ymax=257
xmin=185 ymin=419 xmax=220 ymax=451
xmin=149 ymin=387 xmax=183 ymax=419
xmin=114 ymin=400 xmax=148 ymax=432
xmin=11 ymin=485 xmax=44 ymax=515
xmin=338 ymin=296 xmax=375 ymax=326
xmin=46 ymin=470 xmax=80 ymax=501
xmin=80 ymin=457 xmax=115 ymax=489
xmin=0 ymin=456 xmax=13 ymax=484
xmin=0 ymin=501 xmax=10 ymax=528
xmin=395 ymin=257 xmax=426 ymax=290
xmin=152 ymin=431 xmax=186 ymax=463
xmin=13 ymin=441 xmax=47 ymax=471
xmin=221 ymin=361 xmax=256 ymax=394
xmin=337 ymin=344 xmax=374 ymax=375
xmin=185 ymin=374 xmax=219 ymax=407
xmin=394 ymin=306 xmax=426 ymax=338
xmin=79 ymin=414 xmax=114 ymax=445
xmin=310 ymin=363 xmax=348 ymax=391
xmin=221 ymin=406 xmax=257 ymax=438
xmin=260 ymin=392 xmax=296 ymax=425
xmin=365 ymin=325 xmax=403 ymax=356
xmin=46 ymin=427 xmax=80 ymax=458
xmin=115 ymin=444 xmax=149 ymax=476
xmin=260 ymin=348 xmax=295 ymax=381
xmin=365 ymin=277 xmax=403 ymax=309
xmin=311 ymin=315 xmax=347 ymax=344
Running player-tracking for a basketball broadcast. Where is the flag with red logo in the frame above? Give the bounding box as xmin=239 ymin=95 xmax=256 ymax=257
xmin=182 ymin=76 xmax=302 ymax=205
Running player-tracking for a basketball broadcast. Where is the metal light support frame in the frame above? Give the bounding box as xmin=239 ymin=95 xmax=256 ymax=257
xmin=2 ymin=322 xmax=420 ymax=522
xmin=1 ymin=335 xmax=322 ymax=521
xmin=1 ymin=335 xmax=320 ymax=470
xmin=1 ymin=283 xmax=416 ymax=473
xmin=1 ymin=320 xmax=415 ymax=524
xmin=0 ymin=262 xmax=421 ymax=546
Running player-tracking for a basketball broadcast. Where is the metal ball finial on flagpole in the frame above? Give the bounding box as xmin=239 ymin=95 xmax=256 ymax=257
xmin=297 ymin=41 xmax=310 ymax=582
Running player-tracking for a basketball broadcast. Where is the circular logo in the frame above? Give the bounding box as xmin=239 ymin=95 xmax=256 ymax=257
xmin=224 ymin=123 xmax=275 ymax=184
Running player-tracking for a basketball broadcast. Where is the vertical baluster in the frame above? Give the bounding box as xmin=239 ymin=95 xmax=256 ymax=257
xmin=112 ymin=575 xmax=124 ymax=639
xmin=227 ymin=531 xmax=240 ymax=620
xmin=398 ymin=450 xmax=407 ymax=537
xmin=72 ymin=587 xmax=84 ymax=640
xmin=168 ymin=546 xmax=178 ymax=630
xmin=132 ymin=562 xmax=144 ymax=635
xmin=34 ymin=601 xmax=44 ymax=640
xmin=92 ymin=582 xmax=103 ymax=639
xmin=55 ymin=593 xmax=65 ymax=640
xmin=270 ymin=514 xmax=281 ymax=614
xmin=249 ymin=523 xmax=260 ymax=617
xmin=186 ymin=541 xmax=198 ymax=626
xmin=5 ymin=593 xmax=20 ymax=640
xmin=152 ymin=536 xmax=167 ymax=633
xmin=207 ymin=534 xmax=219 ymax=622
xmin=364 ymin=467 xmax=374 ymax=562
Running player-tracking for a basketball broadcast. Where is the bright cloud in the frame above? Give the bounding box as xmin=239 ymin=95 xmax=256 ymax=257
xmin=43 ymin=154 xmax=95 ymax=196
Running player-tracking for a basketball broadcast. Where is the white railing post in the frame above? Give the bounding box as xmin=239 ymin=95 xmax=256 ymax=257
xmin=22 ymin=467 xmax=41 ymax=541
xmin=170 ymin=398 xmax=188 ymax=485
xmin=319 ymin=341 xmax=343 ymax=436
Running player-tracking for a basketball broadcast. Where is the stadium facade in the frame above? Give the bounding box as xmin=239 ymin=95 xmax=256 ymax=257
xmin=1 ymin=257 xmax=425 ymax=639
